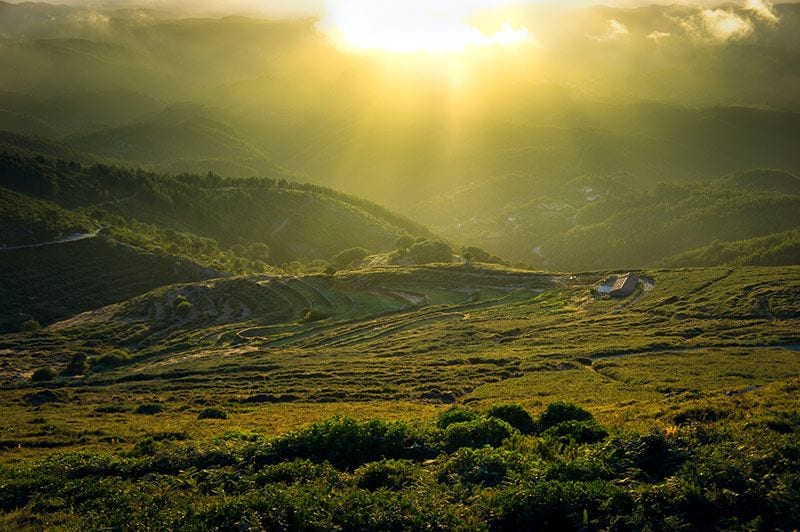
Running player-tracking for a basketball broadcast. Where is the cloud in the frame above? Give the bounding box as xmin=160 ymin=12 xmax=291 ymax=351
xmin=677 ymin=9 xmax=753 ymax=42
xmin=589 ymin=19 xmax=630 ymax=42
xmin=701 ymin=9 xmax=753 ymax=40
xmin=68 ymin=10 xmax=111 ymax=27
xmin=647 ymin=31 xmax=671 ymax=44
xmin=743 ymin=0 xmax=779 ymax=23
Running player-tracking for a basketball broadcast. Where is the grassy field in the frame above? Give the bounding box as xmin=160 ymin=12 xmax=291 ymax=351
xmin=1 ymin=264 xmax=798 ymax=454
xmin=0 ymin=263 xmax=799 ymax=529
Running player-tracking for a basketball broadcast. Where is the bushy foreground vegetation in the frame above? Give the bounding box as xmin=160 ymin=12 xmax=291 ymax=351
xmin=1 ymin=403 xmax=798 ymax=530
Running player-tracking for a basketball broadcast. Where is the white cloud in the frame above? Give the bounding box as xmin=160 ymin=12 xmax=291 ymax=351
xmin=68 ymin=10 xmax=111 ymax=27
xmin=743 ymin=0 xmax=779 ymax=23
xmin=677 ymin=9 xmax=753 ymax=42
xmin=701 ymin=9 xmax=753 ymax=40
xmin=589 ymin=19 xmax=630 ymax=42
xmin=647 ymin=31 xmax=671 ymax=44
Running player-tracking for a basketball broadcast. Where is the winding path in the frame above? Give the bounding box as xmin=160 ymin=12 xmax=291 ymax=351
xmin=0 ymin=230 xmax=100 ymax=252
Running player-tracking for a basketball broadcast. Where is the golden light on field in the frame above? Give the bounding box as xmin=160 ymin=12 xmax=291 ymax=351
xmin=320 ymin=0 xmax=535 ymax=53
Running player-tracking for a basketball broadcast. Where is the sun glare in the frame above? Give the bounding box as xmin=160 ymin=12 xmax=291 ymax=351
xmin=319 ymin=0 xmax=535 ymax=54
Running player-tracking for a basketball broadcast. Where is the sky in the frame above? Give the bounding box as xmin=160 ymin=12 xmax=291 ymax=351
xmin=7 ymin=0 xmax=787 ymax=52
xmin=8 ymin=1 xmax=756 ymax=16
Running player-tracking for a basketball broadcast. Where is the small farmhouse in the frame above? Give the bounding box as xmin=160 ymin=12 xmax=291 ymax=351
xmin=609 ymin=273 xmax=639 ymax=298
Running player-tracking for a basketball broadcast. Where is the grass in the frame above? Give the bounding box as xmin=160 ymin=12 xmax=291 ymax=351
xmin=0 ymin=263 xmax=798 ymax=528
xmin=0 ymin=264 xmax=798 ymax=457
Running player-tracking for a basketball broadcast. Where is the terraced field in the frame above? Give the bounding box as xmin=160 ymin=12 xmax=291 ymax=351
xmin=1 ymin=264 xmax=798 ymax=456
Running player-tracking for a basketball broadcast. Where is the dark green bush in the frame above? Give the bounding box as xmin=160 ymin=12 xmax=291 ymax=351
xmin=442 ymin=417 xmax=515 ymax=452
xmin=612 ymin=432 xmax=689 ymax=481
xmin=437 ymin=408 xmax=479 ymax=429
xmin=198 ymin=407 xmax=228 ymax=420
xmin=486 ymin=404 xmax=536 ymax=435
xmin=31 ymin=367 xmax=56 ymax=382
xmin=408 ymin=240 xmax=453 ymax=264
xmin=63 ymin=352 xmax=89 ymax=376
xmin=439 ymin=447 xmax=525 ymax=487
xmin=486 ymin=479 xmax=628 ymax=530
xmin=545 ymin=456 xmax=617 ymax=482
xmin=20 ymin=319 xmax=41 ymax=332
xmin=765 ymin=411 xmax=800 ymax=434
xmin=355 ymin=460 xmax=416 ymax=490
xmin=537 ymin=401 xmax=594 ymax=431
xmin=257 ymin=459 xmax=338 ymax=486
xmin=543 ymin=420 xmax=609 ymax=444
xmin=134 ymin=403 xmax=163 ymax=415
xmin=255 ymin=417 xmax=430 ymax=470
xmin=91 ymin=349 xmax=131 ymax=370
xmin=175 ymin=299 xmax=194 ymax=316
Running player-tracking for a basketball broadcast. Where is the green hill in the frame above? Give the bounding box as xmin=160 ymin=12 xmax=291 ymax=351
xmin=662 ymin=228 xmax=800 ymax=268
xmin=725 ymin=168 xmax=800 ymax=196
xmin=0 ymin=188 xmax=94 ymax=247
xmin=0 ymin=148 xmax=437 ymax=330
xmin=0 ymin=235 xmax=214 ymax=334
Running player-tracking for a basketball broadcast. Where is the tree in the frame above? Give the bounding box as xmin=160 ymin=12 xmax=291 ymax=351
xmin=462 ymin=246 xmax=503 ymax=264
xmin=245 ymin=243 xmax=270 ymax=262
xmin=31 ymin=367 xmax=56 ymax=382
xmin=20 ymin=319 xmax=41 ymax=332
xmin=395 ymin=235 xmax=414 ymax=252
xmin=64 ymin=353 xmax=89 ymax=376
xmin=332 ymin=247 xmax=371 ymax=269
xmin=409 ymin=240 xmax=453 ymax=264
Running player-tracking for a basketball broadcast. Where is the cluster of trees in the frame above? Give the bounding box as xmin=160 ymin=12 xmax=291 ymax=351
xmin=0 ymin=151 xmax=432 ymax=271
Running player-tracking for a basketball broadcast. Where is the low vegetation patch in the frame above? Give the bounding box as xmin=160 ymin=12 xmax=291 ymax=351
xmin=0 ymin=403 xmax=798 ymax=530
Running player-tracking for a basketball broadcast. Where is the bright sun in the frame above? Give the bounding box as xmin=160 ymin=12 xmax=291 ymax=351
xmin=319 ymin=0 xmax=535 ymax=54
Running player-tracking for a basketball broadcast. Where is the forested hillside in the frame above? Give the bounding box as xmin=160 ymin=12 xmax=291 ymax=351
xmin=0 ymin=149 xmax=438 ymax=331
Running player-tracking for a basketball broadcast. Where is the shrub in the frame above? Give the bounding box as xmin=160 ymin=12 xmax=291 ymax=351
xmin=486 ymin=479 xmax=627 ymax=530
xmin=442 ymin=417 xmax=516 ymax=452
xmin=20 ymin=319 xmax=41 ymax=332
xmin=486 ymin=404 xmax=536 ymax=435
xmin=439 ymin=447 xmax=524 ymax=487
xmin=258 ymin=459 xmax=338 ymax=485
xmin=355 ymin=460 xmax=416 ymax=490
xmin=612 ymin=432 xmax=689 ymax=481
xmin=256 ymin=417 xmax=429 ymax=470
xmin=175 ymin=299 xmax=194 ymax=316
xmin=63 ymin=352 xmax=89 ymax=376
xmin=765 ymin=411 xmax=800 ymax=434
xmin=437 ymin=408 xmax=479 ymax=429
xmin=331 ymin=247 xmax=371 ymax=269
xmin=395 ymin=235 xmax=414 ymax=252
xmin=198 ymin=407 xmax=228 ymax=420
xmin=543 ymin=420 xmax=609 ymax=444
xmin=461 ymin=246 xmax=503 ymax=264
xmin=537 ymin=402 xmax=594 ymax=432
xmin=31 ymin=367 xmax=56 ymax=382
xmin=91 ymin=349 xmax=131 ymax=369
xmin=408 ymin=240 xmax=453 ymax=264
xmin=134 ymin=403 xmax=164 ymax=415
